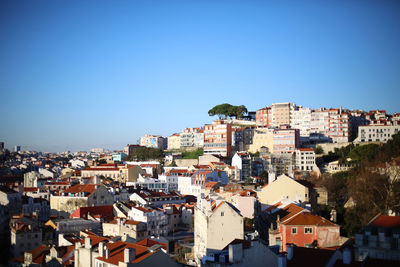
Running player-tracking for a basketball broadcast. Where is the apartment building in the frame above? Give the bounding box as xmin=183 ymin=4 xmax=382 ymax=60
xmin=291 ymin=106 xmax=311 ymax=143
xmin=50 ymin=184 xmax=114 ymax=217
xmin=271 ymin=102 xmax=295 ymax=127
xmin=203 ymin=120 xmax=232 ymax=157
xmin=140 ymin=134 xmax=165 ymax=149
xmin=248 ymin=127 xmax=274 ymax=153
xmin=354 ymin=125 xmax=400 ymax=143
xmin=256 ymin=107 xmax=272 ymax=127
xmin=328 ymin=108 xmax=350 ymax=143
xmin=180 ymin=127 xmax=204 ymax=148
xmin=167 ymin=133 xmax=181 ymax=150
xmin=295 ymin=148 xmax=317 ymax=172
xmin=128 ymin=206 xmax=168 ymax=236
xmin=310 ymin=109 xmax=330 ymax=143
xmin=272 ymin=125 xmax=300 ymax=154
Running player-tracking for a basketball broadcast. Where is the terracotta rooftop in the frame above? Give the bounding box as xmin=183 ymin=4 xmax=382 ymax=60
xmin=70 ymin=205 xmax=114 ymax=220
xmin=369 ymin=215 xmax=400 ymax=229
xmin=282 ymin=212 xmax=336 ymax=227
xmin=136 ymin=238 xmax=167 ymax=250
xmin=97 ymin=241 xmax=152 ymax=265
xmin=275 ymin=203 xmax=306 ymax=222
xmin=64 ymin=184 xmax=100 ymax=195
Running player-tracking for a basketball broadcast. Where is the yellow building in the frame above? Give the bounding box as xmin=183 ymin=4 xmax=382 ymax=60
xmin=248 ymin=128 xmax=274 ymax=153
xmin=258 ymin=174 xmax=310 ymax=205
xmin=167 ymin=133 xmax=181 ymax=150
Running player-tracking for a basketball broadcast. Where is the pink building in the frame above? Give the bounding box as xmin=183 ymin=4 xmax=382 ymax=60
xmin=328 ymin=108 xmax=350 ymax=143
xmin=256 ymin=107 xmax=272 ymax=128
xmin=273 ymin=125 xmax=300 ymax=154
xmin=203 ymin=120 xmax=232 ymax=157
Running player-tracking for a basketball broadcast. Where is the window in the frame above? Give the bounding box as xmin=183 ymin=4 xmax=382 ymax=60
xmin=305 ymin=227 xmax=313 ymax=234
xmin=291 ymin=227 xmax=297 ymax=234
xmin=221 ymin=212 xmax=224 ymax=216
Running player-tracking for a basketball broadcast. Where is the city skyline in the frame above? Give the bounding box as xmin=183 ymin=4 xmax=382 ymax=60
xmin=1 ymin=0 xmax=400 ymax=152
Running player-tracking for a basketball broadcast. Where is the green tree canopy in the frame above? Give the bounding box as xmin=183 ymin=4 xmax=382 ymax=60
xmin=208 ymin=103 xmax=248 ymax=119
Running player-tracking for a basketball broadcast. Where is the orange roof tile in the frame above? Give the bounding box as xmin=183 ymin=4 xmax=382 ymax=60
xmin=64 ymin=184 xmax=99 ymax=195
xmin=97 ymin=241 xmax=150 ymax=265
xmin=369 ymin=215 xmax=400 ymax=228
xmin=282 ymin=212 xmax=336 ymax=226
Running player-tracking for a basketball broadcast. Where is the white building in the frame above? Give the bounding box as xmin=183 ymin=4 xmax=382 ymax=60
xmin=38 ymin=168 xmax=54 ymax=178
xmin=128 ymin=206 xmax=168 ymax=236
xmin=295 ymin=148 xmax=317 ymax=172
xmin=291 ymin=106 xmax=311 ymax=143
xmin=180 ymin=127 xmax=204 ymax=148
xmin=178 ymin=176 xmax=202 ymax=196
xmin=354 ymin=125 xmax=400 ymax=143
xmin=310 ymin=109 xmax=330 ymax=143
xmin=158 ymin=174 xmax=179 ymax=191
xmin=129 ymin=177 xmax=168 ymax=192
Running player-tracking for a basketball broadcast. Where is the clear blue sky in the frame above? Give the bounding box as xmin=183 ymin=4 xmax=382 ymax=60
xmin=1 ymin=0 xmax=399 ymax=152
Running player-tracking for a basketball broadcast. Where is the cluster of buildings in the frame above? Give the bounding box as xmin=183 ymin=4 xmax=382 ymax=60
xmin=0 ymin=102 xmax=399 ymax=266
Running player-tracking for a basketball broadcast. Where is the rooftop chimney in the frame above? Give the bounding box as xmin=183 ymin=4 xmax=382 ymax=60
xmin=99 ymin=242 xmax=104 ymax=257
xmin=343 ymin=248 xmax=351 ymax=265
xmin=278 ymin=253 xmax=287 ymax=267
xmin=85 ymin=237 xmax=92 ymax=249
xmin=124 ymin=247 xmax=136 ymax=263
xmin=286 ymin=243 xmax=294 ymax=260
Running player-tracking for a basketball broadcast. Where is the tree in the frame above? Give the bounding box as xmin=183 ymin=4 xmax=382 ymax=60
xmin=235 ymin=105 xmax=248 ymax=119
xmin=208 ymin=104 xmax=248 ymax=119
xmin=259 ymin=170 xmax=269 ymax=184
xmin=322 ymin=171 xmax=350 ymax=205
xmin=314 ymin=146 xmax=324 ymax=154
xmin=347 ymin=167 xmax=400 ymax=225
xmin=131 ymin=147 xmax=164 ymax=161
xmin=97 ymin=159 xmax=107 ymax=164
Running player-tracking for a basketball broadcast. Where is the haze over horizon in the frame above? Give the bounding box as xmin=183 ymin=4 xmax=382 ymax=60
xmin=1 ymin=0 xmax=400 ymax=152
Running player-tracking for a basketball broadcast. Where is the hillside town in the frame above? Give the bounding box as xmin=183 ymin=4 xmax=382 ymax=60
xmin=1 ymin=102 xmax=400 ymax=266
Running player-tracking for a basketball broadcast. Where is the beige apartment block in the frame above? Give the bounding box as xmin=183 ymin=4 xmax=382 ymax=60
xmin=167 ymin=133 xmax=181 ymax=150
xmin=271 ymin=102 xmax=294 ymax=127
xmin=248 ymin=128 xmax=274 ymax=153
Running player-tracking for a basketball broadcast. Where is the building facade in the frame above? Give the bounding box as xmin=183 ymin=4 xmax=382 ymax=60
xmin=203 ymin=120 xmax=232 ymax=157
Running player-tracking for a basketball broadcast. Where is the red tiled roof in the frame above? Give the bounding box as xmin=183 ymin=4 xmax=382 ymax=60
xmin=282 ymin=212 xmax=336 ymax=226
xmin=136 ymin=238 xmax=167 ymax=250
xmin=10 ymin=245 xmax=50 ymax=265
xmin=369 ymin=215 xmax=400 ymax=228
xmin=264 ymin=202 xmax=282 ymax=212
xmin=97 ymin=241 xmax=152 ymax=265
xmin=70 ymin=205 xmax=114 ymax=220
xmin=238 ymin=189 xmax=257 ymax=197
xmin=64 ymin=184 xmax=99 ymax=195
xmin=133 ymin=206 xmax=154 ymax=213
xmin=23 ymin=187 xmax=39 ymax=192
xmin=83 ymin=168 xmax=119 ymax=171
xmin=205 ymin=182 xmax=219 ymax=188
xmin=276 ymin=203 xmax=305 ymax=222
xmin=140 ymin=164 xmax=159 ymax=168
